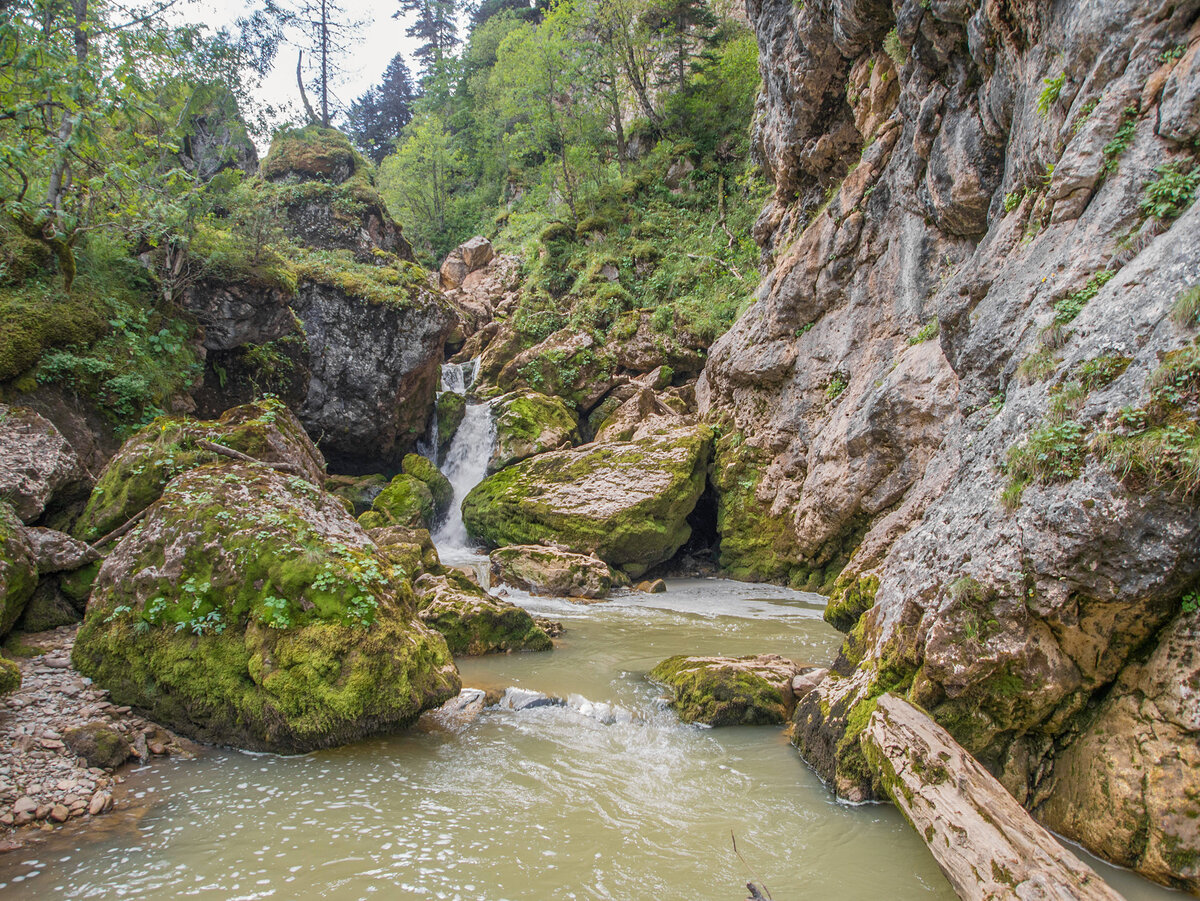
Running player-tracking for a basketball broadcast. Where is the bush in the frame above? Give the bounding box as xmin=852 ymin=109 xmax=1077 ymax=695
xmin=1139 ymin=162 xmax=1200 ymax=222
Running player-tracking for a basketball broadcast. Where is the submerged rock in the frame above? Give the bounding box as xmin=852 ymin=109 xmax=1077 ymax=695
xmin=489 ymin=545 xmax=614 ymax=599
xmin=649 ymin=654 xmax=805 ymax=726
xmin=413 ymin=572 xmax=552 ymax=656
xmin=72 ymin=463 xmax=460 ymax=752
xmin=72 ymin=398 xmax=325 ymax=542
xmin=489 ymin=390 xmax=580 ymax=473
xmin=0 ymin=405 xmax=89 ymax=525
xmin=463 ymin=425 xmax=712 ymax=578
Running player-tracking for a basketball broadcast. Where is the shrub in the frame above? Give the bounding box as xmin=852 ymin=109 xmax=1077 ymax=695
xmin=1139 ymin=162 xmax=1200 ymax=222
xmin=908 ymin=319 xmax=939 ymax=345
xmin=1002 ymin=420 xmax=1088 ymax=509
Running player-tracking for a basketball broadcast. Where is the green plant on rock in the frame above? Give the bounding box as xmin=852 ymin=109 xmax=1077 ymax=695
xmin=1139 ymin=162 xmax=1200 ymax=222
xmin=1173 ymin=286 xmax=1200 ymax=328
xmin=1003 ymin=190 xmax=1026 ymax=213
xmin=1102 ymin=107 xmax=1139 ymax=175
xmin=1037 ymin=72 xmax=1067 ymax=117
xmin=1002 ymin=420 xmax=1088 ymax=509
xmin=825 ymin=373 xmax=849 ymax=402
xmin=908 ymin=320 xmax=939 ymax=345
xmin=1054 ymin=269 xmax=1117 ymax=325
xmin=1074 ymin=354 xmax=1132 ymax=391
xmin=883 ymin=28 xmax=907 ymax=69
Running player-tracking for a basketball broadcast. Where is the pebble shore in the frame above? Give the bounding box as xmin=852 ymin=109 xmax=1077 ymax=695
xmin=0 ymin=625 xmax=187 ymax=850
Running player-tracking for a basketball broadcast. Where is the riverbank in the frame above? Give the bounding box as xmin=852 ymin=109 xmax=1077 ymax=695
xmin=0 ymin=626 xmax=191 ymax=849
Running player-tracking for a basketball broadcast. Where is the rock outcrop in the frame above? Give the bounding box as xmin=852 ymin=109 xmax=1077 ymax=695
xmin=0 ymin=504 xmax=37 ymax=637
xmin=462 ymin=425 xmax=712 ymax=577
xmin=489 ymin=545 xmax=615 ymax=599
xmin=705 ymin=0 xmax=1200 ymax=887
xmin=649 ymin=654 xmax=806 ymax=726
xmin=72 ymin=463 xmax=460 ymax=752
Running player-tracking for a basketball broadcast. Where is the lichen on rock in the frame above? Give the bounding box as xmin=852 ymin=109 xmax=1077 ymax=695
xmin=489 ymin=545 xmax=615 ymax=599
xmin=649 ymin=654 xmax=804 ymax=726
xmin=489 ymin=389 xmax=580 ymax=473
xmin=413 ymin=571 xmax=552 ymax=656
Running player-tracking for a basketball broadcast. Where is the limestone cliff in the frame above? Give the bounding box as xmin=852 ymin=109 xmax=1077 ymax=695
xmin=700 ymin=0 xmax=1200 ymax=890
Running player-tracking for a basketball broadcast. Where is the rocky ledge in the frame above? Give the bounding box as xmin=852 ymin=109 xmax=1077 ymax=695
xmin=0 ymin=626 xmax=186 ymax=843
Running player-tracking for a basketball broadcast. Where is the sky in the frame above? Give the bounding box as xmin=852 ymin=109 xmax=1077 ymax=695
xmin=184 ymin=0 xmax=428 ymax=131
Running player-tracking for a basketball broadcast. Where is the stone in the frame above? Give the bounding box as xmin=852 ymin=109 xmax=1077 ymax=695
xmin=87 ymin=791 xmax=111 ymax=816
xmin=634 ymin=579 xmax=667 ymax=594
xmin=459 ymin=236 xmax=494 ymax=271
xmin=790 ymin=667 xmax=828 ymax=701
xmin=489 ymin=545 xmax=614 ymax=600
xmin=49 ymin=803 xmax=69 ymax=823
xmin=401 ymin=454 xmax=453 ymax=523
xmin=369 ymin=525 xmax=441 ymax=579
xmin=439 ymin=249 xmax=470 ymax=290
xmin=63 ymin=723 xmax=131 ymax=769
xmin=71 ymin=463 xmax=460 ymax=752
xmin=0 ymin=405 xmax=89 ymax=525
xmin=0 ymin=504 xmax=38 ymax=638
xmin=489 ymin=390 xmax=580 ymax=473
xmin=72 ymin=398 xmax=326 ymax=542
xmin=12 ymin=796 xmax=36 ymax=815
xmin=649 ymin=654 xmax=804 ymax=726
xmin=413 ymin=572 xmax=552 ymax=656
xmin=861 ymin=694 xmax=1123 ymax=901
xmin=496 ymin=329 xmax=621 ymax=412
xmin=463 ymin=425 xmax=712 ymax=578
xmin=324 ymin=473 xmax=388 ymax=516
xmin=360 ymin=473 xmax=435 ymax=530
xmin=17 ymin=579 xmax=82 ymax=633
xmin=21 ymin=528 xmax=94 ymax=574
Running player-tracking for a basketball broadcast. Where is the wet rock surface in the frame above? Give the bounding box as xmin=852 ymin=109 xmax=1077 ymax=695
xmin=649 ymin=654 xmax=807 ymax=726
xmin=413 ymin=572 xmax=553 ymax=656
xmin=489 ymin=545 xmax=615 ymax=600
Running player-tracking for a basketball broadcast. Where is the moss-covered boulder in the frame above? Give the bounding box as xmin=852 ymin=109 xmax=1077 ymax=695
xmin=72 ymin=462 xmax=460 ymax=752
xmin=369 ymin=525 xmax=442 ymax=579
xmin=262 ymin=125 xmax=367 ymax=185
xmin=649 ymin=654 xmax=805 ymax=726
xmin=496 ymin=329 xmax=620 ymax=411
xmin=63 ymin=723 xmax=131 ymax=769
xmin=324 ymin=473 xmax=388 ymax=515
xmin=72 ymin=398 xmax=325 ymax=541
xmin=413 ymin=572 xmax=552 ymax=656
xmin=401 ymin=454 xmax=453 ymax=522
xmin=359 ymin=473 xmax=435 ymax=530
xmin=0 ymin=654 xmax=20 ymax=695
xmin=17 ymin=579 xmax=81 ymax=632
xmin=463 ymin=425 xmax=712 ymax=577
xmin=436 ymin=392 xmax=467 ymax=458
xmin=489 ymin=390 xmax=580 ymax=473
xmin=0 ymin=503 xmax=37 ymax=638
xmin=490 ymin=545 xmax=615 ymax=599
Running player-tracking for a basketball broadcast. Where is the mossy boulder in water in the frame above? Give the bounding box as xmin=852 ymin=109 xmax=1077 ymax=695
xmin=436 ymin=392 xmax=467 ymax=458
xmin=401 ymin=454 xmax=453 ymax=522
xmin=63 ymin=723 xmax=131 ymax=769
xmin=489 ymin=390 xmax=580 ymax=473
xmin=462 ymin=425 xmax=712 ymax=577
xmin=0 ymin=503 xmax=37 ymax=638
xmin=72 ymin=398 xmax=325 ymax=542
xmin=359 ymin=473 xmax=435 ymax=530
xmin=649 ymin=654 xmax=805 ymax=726
xmin=72 ymin=463 xmax=459 ymax=752
xmin=489 ymin=545 xmax=615 ymax=599
xmin=413 ymin=572 xmax=552 ymax=656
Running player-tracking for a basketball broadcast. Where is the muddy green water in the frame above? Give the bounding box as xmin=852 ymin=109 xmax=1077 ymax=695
xmin=0 ymin=580 xmax=1178 ymax=900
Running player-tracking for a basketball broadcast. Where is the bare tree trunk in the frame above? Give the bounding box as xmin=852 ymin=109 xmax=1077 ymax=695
xmin=320 ymin=0 xmax=330 ymax=127
xmin=297 ymin=51 xmax=319 ymax=125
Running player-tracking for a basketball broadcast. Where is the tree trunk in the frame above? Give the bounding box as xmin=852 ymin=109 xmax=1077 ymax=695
xmin=297 ymin=51 xmax=319 ymax=126
xmin=320 ymin=0 xmax=330 ymax=127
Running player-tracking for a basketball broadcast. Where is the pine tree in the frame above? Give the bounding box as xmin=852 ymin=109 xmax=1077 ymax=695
xmin=345 ymin=54 xmax=417 ymax=164
xmin=394 ymin=0 xmax=461 ymax=77
xmin=648 ymin=0 xmax=718 ymax=94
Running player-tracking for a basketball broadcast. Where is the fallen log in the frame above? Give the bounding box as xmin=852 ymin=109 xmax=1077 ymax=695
xmin=196 ymin=439 xmax=302 ymax=474
xmin=860 ymin=693 xmax=1125 ymax=901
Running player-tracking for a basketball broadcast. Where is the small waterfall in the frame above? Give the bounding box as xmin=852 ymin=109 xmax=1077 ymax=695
xmin=432 ymin=360 xmax=495 ymax=565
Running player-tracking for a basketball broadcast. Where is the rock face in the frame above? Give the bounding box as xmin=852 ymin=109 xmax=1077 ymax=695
xmin=72 ymin=398 xmax=325 ymax=541
xmin=462 ymin=425 xmax=712 ymax=577
xmin=412 ymin=572 xmax=552 ymax=655
xmin=0 ymin=405 xmax=89 ymax=524
xmin=706 ymin=0 xmax=1200 ymax=887
xmin=72 ymin=463 xmax=460 ymax=752
xmin=0 ymin=504 xmax=37 ymax=638
xmin=489 ymin=390 xmax=580 ymax=473
xmin=489 ymin=545 xmax=615 ymax=600
xmin=185 ymin=127 xmax=452 ymax=469
xmin=649 ymin=654 xmax=805 ymax=726
xmin=861 ymin=694 xmax=1124 ymax=901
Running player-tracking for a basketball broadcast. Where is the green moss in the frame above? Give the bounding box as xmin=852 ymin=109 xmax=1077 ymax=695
xmin=0 ymin=503 xmax=37 ymax=637
xmin=188 ymin=222 xmax=298 ymax=294
xmin=402 ymin=454 xmax=453 ymax=520
xmin=436 ymin=391 xmax=467 ymax=458
xmin=0 ymin=654 xmax=20 ymax=695
xmin=416 ymin=574 xmax=551 ymax=655
xmin=72 ymin=464 xmax=459 ymax=751
xmin=262 ymin=126 xmax=368 ymax=184
xmin=649 ymin=656 xmax=790 ymax=726
xmin=369 ymin=473 xmax=435 ymax=529
xmin=492 ymin=390 xmax=580 ymax=469
xmin=0 ymin=276 xmax=108 ymax=383
xmin=825 ymin=574 xmax=880 ymax=632
xmin=292 ymin=248 xmax=431 ymax=310
xmin=324 ymin=473 xmax=388 ymax=516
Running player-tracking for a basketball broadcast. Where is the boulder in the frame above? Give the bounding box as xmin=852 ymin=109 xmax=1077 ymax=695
xmin=649 ymin=654 xmax=805 ymax=726
xmin=324 ymin=473 xmax=388 ymax=515
xmin=634 ymin=579 xmax=667 ymax=594
xmin=63 ymin=723 xmax=132 ymax=770
xmin=459 ymin=236 xmax=494 ymax=271
xmin=413 ymin=572 xmax=552 ymax=656
xmin=463 ymin=425 xmax=712 ymax=577
xmin=0 ymin=656 xmax=19 ymax=695
xmin=594 ymin=387 xmax=688 ymax=444
xmin=72 ymin=463 xmax=460 ymax=752
xmin=436 ymin=392 xmax=467 ymax=459
xmin=0 ymin=405 xmax=89 ymax=524
xmin=17 ymin=579 xmax=81 ymax=632
xmin=439 ymin=250 xmax=470 ymax=291
xmin=490 ymin=390 xmax=580 ymax=473
xmin=360 ymin=474 xmax=435 ymax=530
xmin=72 ymin=398 xmax=325 ymax=542
xmin=22 ymin=527 xmax=94 ymax=574
xmin=496 ymin=329 xmax=621 ymax=412
xmin=0 ymin=504 xmax=37 ymax=637
xmin=401 ymin=454 xmax=453 ymax=522
xmin=369 ymin=525 xmax=441 ymax=579
xmin=489 ymin=545 xmax=614 ymax=599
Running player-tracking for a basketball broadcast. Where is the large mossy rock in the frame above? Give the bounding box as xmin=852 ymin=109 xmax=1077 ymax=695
xmin=359 ymin=474 xmax=434 ymax=530
xmin=413 ymin=572 xmax=552 ymax=656
xmin=489 ymin=390 xmax=580 ymax=473
xmin=369 ymin=525 xmax=442 ymax=579
xmin=649 ymin=654 xmax=804 ymax=726
xmin=463 ymin=425 xmax=712 ymax=577
xmin=324 ymin=473 xmax=388 ymax=515
xmin=72 ymin=462 xmax=460 ymax=752
xmin=0 ymin=404 xmax=89 ymax=524
xmin=401 ymin=454 xmax=453 ymax=522
xmin=0 ymin=503 xmax=37 ymax=638
xmin=489 ymin=545 xmax=614 ymax=599
xmin=72 ymin=399 xmax=325 ymax=542
xmin=436 ymin=392 xmax=467 ymax=459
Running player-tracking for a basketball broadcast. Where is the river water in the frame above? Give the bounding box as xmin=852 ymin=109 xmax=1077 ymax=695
xmin=0 ymin=368 xmax=1180 ymax=900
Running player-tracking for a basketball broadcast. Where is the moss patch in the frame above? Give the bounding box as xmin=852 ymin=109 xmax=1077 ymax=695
xmin=0 ymin=655 xmax=20 ymax=695
xmin=365 ymin=473 xmax=435 ymax=530
xmin=402 ymin=454 xmax=453 ymax=521
xmin=0 ymin=503 xmax=37 ymax=638
xmin=825 ymin=573 xmax=880 ymax=632
xmin=649 ymin=655 xmax=792 ymax=726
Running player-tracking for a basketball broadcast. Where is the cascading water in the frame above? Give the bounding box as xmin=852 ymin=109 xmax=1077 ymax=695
xmin=431 ymin=360 xmax=496 ymax=571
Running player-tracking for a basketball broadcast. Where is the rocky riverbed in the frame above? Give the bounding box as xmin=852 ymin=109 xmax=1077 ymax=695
xmin=0 ymin=626 xmax=188 ymax=848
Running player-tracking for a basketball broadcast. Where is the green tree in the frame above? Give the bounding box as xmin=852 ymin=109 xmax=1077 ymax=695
xmin=395 ymin=0 xmax=460 ymax=78
xmin=379 ymin=108 xmax=465 ymax=248
xmin=345 ymin=53 xmax=417 ymax=164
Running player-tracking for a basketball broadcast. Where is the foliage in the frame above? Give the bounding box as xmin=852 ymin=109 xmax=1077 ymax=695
xmin=1037 ymin=72 xmax=1066 ymax=117
xmin=1173 ymin=286 xmax=1200 ymax=329
xmin=1053 ymin=269 xmax=1116 ymax=325
xmin=1139 ymin=162 xmax=1200 ymax=222
xmin=883 ymin=28 xmax=906 ymax=69
xmin=1002 ymin=420 xmax=1088 ymax=509
xmin=908 ymin=320 xmax=939 ymax=345
xmin=345 ymin=54 xmax=417 ymax=164
xmin=1101 ymin=107 xmax=1139 ymax=175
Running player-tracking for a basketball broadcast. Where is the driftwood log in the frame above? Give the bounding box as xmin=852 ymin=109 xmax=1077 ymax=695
xmin=861 ymin=694 xmax=1125 ymax=901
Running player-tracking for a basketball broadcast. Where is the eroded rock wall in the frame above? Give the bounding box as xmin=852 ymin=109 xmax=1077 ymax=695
xmin=702 ymin=0 xmax=1200 ymax=888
